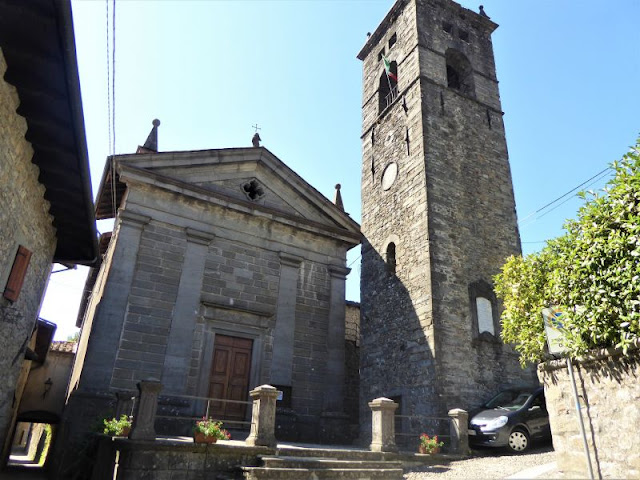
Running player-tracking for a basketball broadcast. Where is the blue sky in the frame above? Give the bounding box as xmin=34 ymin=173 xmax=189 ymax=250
xmin=43 ymin=0 xmax=640 ymax=340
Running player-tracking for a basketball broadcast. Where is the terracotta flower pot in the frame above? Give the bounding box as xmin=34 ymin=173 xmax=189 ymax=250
xmin=120 ymin=426 xmax=131 ymax=437
xmin=193 ymin=432 xmax=218 ymax=444
xmin=419 ymin=445 xmax=440 ymax=454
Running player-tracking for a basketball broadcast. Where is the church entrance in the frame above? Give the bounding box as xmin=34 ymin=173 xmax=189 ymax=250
xmin=208 ymin=334 xmax=253 ymax=421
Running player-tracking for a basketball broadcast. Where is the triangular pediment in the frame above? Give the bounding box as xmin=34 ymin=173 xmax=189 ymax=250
xmin=107 ymin=147 xmax=360 ymax=241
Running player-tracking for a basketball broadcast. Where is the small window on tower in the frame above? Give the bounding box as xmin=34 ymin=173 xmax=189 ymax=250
xmin=458 ymin=29 xmax=469 ymax=42
xmin=388 ymin=33 xmax=397 ymax=49
xmin=445 ymin=49 xmax=475 ymax=97
xmin=386 ymin=242 xmax=396 ymax=276
xmin=378 ymin=60 xmax=398 ymax=113
xmin=378 ymin=49 xmax=385 ymax=61
xmin=442 ymin=22 xmax=453 ymax=34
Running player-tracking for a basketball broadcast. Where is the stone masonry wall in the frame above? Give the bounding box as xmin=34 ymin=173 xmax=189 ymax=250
xmin=70 ymin=169 xmax=355 ymax=444
xmin=110 ymin=219 xmax=186 ymax=391
xmin=538 ymin=343 xmax=640 ymax=479
xmin=0 ymin=48 xmax=57 ymax=454
xmin=415 ymin=0 xmax=536 ymax=410
xmin=359 ymin=0 xmax=535 ymax=443
xmin=360 ymin=0 xmax=440 ymax=440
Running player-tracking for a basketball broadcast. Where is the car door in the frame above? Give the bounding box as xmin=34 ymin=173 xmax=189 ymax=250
xmin=525 ymin=392 xmax=549 ymax=438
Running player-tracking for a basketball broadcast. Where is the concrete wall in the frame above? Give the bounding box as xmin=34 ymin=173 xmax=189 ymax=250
xmin=0 ymin=47 xmax=57 ymax=458
xmin=359 ymin=0 xmax=535 ymax=439
xmin=538 ymin=342 xmax=640 ymax=479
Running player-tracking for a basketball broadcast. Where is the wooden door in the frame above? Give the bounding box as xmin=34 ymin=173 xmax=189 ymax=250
xmin=208 ymin=335 xmax=253 ymax=421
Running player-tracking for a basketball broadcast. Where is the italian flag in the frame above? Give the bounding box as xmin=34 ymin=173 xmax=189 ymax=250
xmin=382 ymin=54 xmax=397 ymax=82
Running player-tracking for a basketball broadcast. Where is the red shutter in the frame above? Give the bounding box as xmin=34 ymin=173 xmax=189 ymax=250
xmin=3 ymin=246 xmax=32 ymax=302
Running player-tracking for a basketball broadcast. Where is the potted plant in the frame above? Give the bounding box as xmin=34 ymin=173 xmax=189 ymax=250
xmin=103 ymin=415 xmax=132 ymax=437
xmin=419 ymin=433 xmax=444 ymax=454
xmin=193 ymin=417 xmax=231 ymax=444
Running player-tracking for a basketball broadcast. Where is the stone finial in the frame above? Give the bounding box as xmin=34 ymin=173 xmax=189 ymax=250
xmin=252 ymin=132 xmax=261 ymax=147
xmin=369 ymin=397 xmax=399 ymax=452
xmin=142 ymin=119 xmax=160 ymax=152
xmin=245 ymin=385 xmax=279 ymax=448
xmin=448 ymin=408 xmax=470 ymax=454
xmin=129 ymin=379 xmax=162 ymax=440
xmin=333 ymin=184 xmax=344 ymax=211
xmin=479 ymin=5 xmax=490 ymax=18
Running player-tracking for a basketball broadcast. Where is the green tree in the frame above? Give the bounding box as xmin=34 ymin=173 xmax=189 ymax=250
xmin=496 ymin=140 xmax=640 ymax=365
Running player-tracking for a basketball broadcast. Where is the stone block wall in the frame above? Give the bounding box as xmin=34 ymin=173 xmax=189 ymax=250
xmin=68 ymin=153 xmax=358 ymax=445
xmin=91 ymin=437 xmax=272 ymax=480
xmin=0 ymin=48 xmax=57 ymax=457
xmin=359 ymin=0 xmax=535 ymax=442
xmin=538 ymin=342 xmax=640 ymax=479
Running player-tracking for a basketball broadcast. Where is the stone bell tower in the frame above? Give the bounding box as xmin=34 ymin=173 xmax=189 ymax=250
xmin=358 ymin=0 xmax=535 ymax=433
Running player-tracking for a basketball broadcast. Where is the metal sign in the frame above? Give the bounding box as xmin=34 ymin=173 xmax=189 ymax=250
xmin=542 ymin=307 xmax=568 ymax=355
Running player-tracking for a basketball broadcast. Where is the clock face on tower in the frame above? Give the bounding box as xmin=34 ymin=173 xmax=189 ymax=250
xmin=381 ymin=162 xmax=398 ymax=190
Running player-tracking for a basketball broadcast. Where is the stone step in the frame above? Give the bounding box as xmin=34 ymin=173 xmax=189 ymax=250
xmin=275 ymin=447 xmax=385 ymax=461
xmin=242 ymin=467 xmax=405 ymax=480
xmin=260 ymin=455 xmax=403 ymax=470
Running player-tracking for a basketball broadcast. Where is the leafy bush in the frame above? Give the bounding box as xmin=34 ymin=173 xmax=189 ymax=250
xmin=103 ymin=415 xmax=131 ymax=436
xmin=496 ymin=140 xmax=640 ymax=365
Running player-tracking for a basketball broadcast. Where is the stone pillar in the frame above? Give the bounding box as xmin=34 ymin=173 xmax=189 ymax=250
xmin=369 ymin=397 xmax=398 ymax=452
xmin=245 ymin=385 xmax=279 ymax=448
xmin=324 ymin=265 xmax=350 ymax=412
xmin=129 ymin=380 xmax=162 ymax=440
xmin=161 ymin=228 xmax=214 ymax=394
xmin=81 ymin=210 xmax=150 ymax=392
xmin=270 ymin=253 xmax=302 ymax=386
xmin=448 ymin=408 xmax=469 ymax=455
xmin=115 ymin=391 xmax=136 ymax=418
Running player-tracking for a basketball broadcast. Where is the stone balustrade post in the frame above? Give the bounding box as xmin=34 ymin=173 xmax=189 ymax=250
xmin=448 ymin=408 xmax=469 ymax=455
xmin=115 ymin=391 xmax=136 ymax=419
xmin=369 ymin=397 xmax=398 ymax=452
xmin=245 ymin=385 xmax=279 ymax=448
xmin=129 ymin=380 xmax=162 ymax=440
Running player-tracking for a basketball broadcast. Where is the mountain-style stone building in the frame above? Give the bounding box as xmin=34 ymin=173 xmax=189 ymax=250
xmin=0 ymin=0 xmax=97 ymax=464
xmin=65 ymin=128 xmax=361 ymax=446
xmin=358 ymin=0 xmax=536 ymax=438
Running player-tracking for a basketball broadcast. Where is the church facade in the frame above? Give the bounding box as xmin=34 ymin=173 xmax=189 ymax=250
xmin=65 ymin=131 xmax=360 ymax=444
xmin=358 ymin=0 xmax=536 ymax=437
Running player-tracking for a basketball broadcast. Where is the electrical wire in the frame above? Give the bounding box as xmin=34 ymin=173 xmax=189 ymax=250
xmin=518 ymin=166 xmax=612 ymax=228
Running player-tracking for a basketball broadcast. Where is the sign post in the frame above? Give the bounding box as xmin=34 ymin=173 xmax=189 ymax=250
xmin=542 ymin=308 xmax=594 ymax=480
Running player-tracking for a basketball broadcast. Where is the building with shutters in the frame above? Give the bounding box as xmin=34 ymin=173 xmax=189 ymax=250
xmin=0 ymin=0 xmax=97 ymax=464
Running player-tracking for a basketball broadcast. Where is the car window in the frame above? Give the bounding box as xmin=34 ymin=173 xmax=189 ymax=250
xmin=485 ymin=391 xmax=517 ymax=408
xmin=502 ymin=393 xmax=532 ymax=411
xmin=531 ymin=394 xmax=546 ymax=410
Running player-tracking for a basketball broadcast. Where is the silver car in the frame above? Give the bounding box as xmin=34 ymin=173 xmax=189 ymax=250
xmin=468 ymin=387 xmax=551 ymax=453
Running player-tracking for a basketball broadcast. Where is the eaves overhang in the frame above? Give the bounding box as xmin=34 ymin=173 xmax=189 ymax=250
xmin=0 ymin=0 xmax=98 ymax=265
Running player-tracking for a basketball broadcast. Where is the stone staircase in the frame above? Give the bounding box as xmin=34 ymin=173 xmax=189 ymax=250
xmin=241 ymin=448 xmax=405 ymax=479
xmin=242 ymin=456 xmax=404 ymax=479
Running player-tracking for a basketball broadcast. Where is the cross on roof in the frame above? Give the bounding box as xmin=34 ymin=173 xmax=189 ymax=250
xmin=252 ymin=124 xmax=261 ymax=133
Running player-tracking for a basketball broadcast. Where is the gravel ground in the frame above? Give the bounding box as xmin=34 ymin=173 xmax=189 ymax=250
xmin=404 ymin=442 xmax=560 ymax=479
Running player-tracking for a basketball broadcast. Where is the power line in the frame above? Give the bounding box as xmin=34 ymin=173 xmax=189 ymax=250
xmin=536 ymin=170 xmax=613 ymax=222
xmin=518 ymin=166 xmax=612 ymax=228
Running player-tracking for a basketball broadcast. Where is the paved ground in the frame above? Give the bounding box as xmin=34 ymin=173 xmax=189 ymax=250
xmin=404 ymin=441 xmax=562 ymax=479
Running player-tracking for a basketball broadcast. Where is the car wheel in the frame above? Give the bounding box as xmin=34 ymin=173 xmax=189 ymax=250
xmin=507 ymin=428 xmax=529 ymax=453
